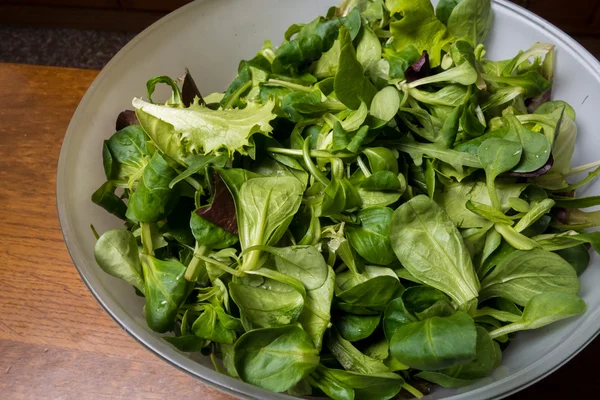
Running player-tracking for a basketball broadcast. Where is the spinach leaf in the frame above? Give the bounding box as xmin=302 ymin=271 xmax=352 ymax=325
xmin=436 ymin=0 xmax=461 ymax=25
xmin=416 ymin=326 xmax=498 ymax=387
xmin=555 ymin=245 xmax=591 ymax=276
xmin=346 ymin=207 xmax=396 ymax=265
xmin=356 ymin=25 xmax=382 ymax=72
xmin=237 ymin=176 xmax=304 ymax=272
xmin=91 ymin=181 xmax=128 ymax=220
xmin=504 ymin=115 xmax=551 ymax=173
xmin=103 ymin=125 xmax=149 ymax=184
xmin=383 ymin=45 xmax=422 ymax=80
xmin=335 ymin=26 xmax=377 ymax=110
xmin=94 ymin=229 xmax=145 ymax=294
xmin=477 ymin=138 xmax=523 ymax=210
xmin=336 ymin=266 xmax=401 ymax=308
xmin=359 ymin=171 xmax=404 ymax=192
xmin=389 ymin=312 xmax=477 ymax=370
xmin=190 ymin=212 xmax=239 ymax=249
xmin=140 ymin=254 xmax=189 ymax=333
xmin=383 ymin=297 xmax=417 ymax=340
xmin=363 ymin=148 xmax=399 ymax=175
xmin=479 ymin=248 xmax=580 ymax=306
xmin=489 ymin=292 xmax=586 ymax=339
xmin=447 ymin=0 xmax=492 ymax=45
xmin=327 ymin=328 xmax=390 ymax=374
xmin=126 ymin=152 xmax=181 ymax=223
xmin=309 ymin=365 xmax=404 ymax=400
xmin=436 ymin=181 xmax=528 ymax=228
xmin=389 ymin=195 xmax=480 ymax=308
xmin=229 ymin=280 xmax=304 ymax=329
xmin=233 ymin=326 xmax=320 ymax=392
xmin=369 ymin=86 xmax=401 ymax=123
xmin=191 ymin=304 xmax=237 ymax=344
xmin=335 ymin=313 xmax=381 ymax=342
xmin=299 ymin=266 xmax=336 ymax=350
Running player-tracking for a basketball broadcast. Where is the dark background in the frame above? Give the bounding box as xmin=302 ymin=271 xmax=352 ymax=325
xmin=0 ymin=0 xmax=599 ymax=399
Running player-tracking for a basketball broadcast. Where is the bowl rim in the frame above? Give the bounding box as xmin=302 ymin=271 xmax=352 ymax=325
xmin=56 ymin=1 xmax=600 ymax=399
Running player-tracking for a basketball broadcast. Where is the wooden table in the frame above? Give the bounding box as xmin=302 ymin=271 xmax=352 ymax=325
xmin=0 ymin=62 xmax=598 ymax=399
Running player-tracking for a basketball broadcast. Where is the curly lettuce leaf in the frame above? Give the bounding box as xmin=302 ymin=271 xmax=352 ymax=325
xmin=133 ymin=98 xmax=276 ymax=163
xmin=386 ymin=0 xmax=454 ymax=67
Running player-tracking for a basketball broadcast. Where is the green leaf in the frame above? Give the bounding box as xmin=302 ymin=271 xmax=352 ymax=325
xmin=146 ymin=75 xmax=182 ymax=105
xmin=387 ymin=0 xmax=454 ymax=67
xmin=359 ymin=171 xmax=404 ymax=192
xmin=133 ymin=97 xmax=276 ymax=159
xmin=335 ymin=26 xmax=377 ymax=110
xmin=447 ymin=0 xmax=492 ymax=45
xmin=503 ymin=115 xmax=551 ymax=173
xmin=356 ymin=25 xmax=382 ymax=72
xmin=327 ymin=329 xmax=390 ymax=374
xmin=310 ymin=365 xmax=404 ymax=400
xmin=91 ymin=181 xmax=128 ymax=220
xmin=369 ymin=86 xmax=401 ymax=123
xmin=299 ymin=266 xmax=335 ymax=350
xmin=94 ymin=229 xmax=145 ymax=294
xmin=347 ymin=207 xmax=396 ymax=265
xmin=390 ymin=195 xmax=480 ymax=307
xmin=229 ymin=281 xmax=304 ymax=329
xmin=436 ymin=0 xmax=461 ymax=25
xmin=466 ymin=200 xmax=514 ymax=225
xmin=335 ymin=313 xmax=381 ymax=342
xmin=390 ymin=312 xmax=477 ymax=371
xmin=126 ymin=152 xmax=181 ymax=223
xmin=233 ymin=326 xmax=320 ymax=392
xmin=140 ymin=254 xmax=188 ymax=333
xmin=103 ymin=125 xmax=149 ymax=183
xmin=363 ymin=148 xmax=399 ymax=175
xmin=382 ymin=45 xmax=422 ymax=80
xmin=383 ymin=297 xmax=417 ymax=340
xmin=237 ymin=176 xmax=304 ymax=271
xmin=191 ymin=305 xmax=236 ymax=344
xmin=478 ymin=138 xmax=523 ymax=210
xmin=336 ymin=266 xmax=401 ymax=308
xmin=190 ymin=212 xmax=239 ymax=249
xmin=488 ymin=292 xmax=586 ymax=339
xmin=479 ymin=248 xmax=580 ymax=306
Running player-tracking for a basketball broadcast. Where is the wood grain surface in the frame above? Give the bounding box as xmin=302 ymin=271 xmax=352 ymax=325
xmin=0 ymin=62 xmax=598 ymax=400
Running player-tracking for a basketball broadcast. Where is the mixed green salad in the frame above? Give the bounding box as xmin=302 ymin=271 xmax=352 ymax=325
xmin=92 ymin=0 xmax=600 ymax=398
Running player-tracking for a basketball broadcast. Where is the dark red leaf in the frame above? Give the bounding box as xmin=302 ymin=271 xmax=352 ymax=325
xmin=116 ymin=110 xmax=139 ymax=131
xmin=195 ymin=173 xmax=238 ymax=235
xmin=509 ymin=154 xmax=554 ymax=178
xmin=404 ymin=51 xmax=431 ymax=83
xmin=182 ymin=68 xmax=205 ymax=107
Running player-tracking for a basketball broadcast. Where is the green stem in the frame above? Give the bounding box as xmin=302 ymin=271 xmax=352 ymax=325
xmin=402 ymin=382 xmax=424 ymax=399
xmin=140 ymin=222 xmax=154 ymax=255
xmin=267 ymin=147 xmax=356 ymax=159
xmin=303 ymin=137 xmax=330 ymax=186
xmin=223 ymin=80 xmax=252 ymax=109
xmin=487 ymin=178 xmax=502 ymax=211
xmin=489 ymin=323 xmax=525 ymax=339
xmin=565 ymin=160 xmax=600 ymax=176
xmin=184 ymin=244 xmax=210 ymax=281
xmin=267 ymin=79 xmax=313 ymax=93
xmin=356 ymin=156 xmax=371 ymax=177
xmin=198 ymin=254 xmax=242 ymax=277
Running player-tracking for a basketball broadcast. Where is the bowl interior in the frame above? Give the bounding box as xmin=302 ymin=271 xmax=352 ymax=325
xmin=57 ymin=0 xmax=600 ymax=399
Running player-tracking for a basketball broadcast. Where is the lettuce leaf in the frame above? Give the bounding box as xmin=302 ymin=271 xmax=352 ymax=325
xmin=133 ymin=98 xmax=276 ymax=163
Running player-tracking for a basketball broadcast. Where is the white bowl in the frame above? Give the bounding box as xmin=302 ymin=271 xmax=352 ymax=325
xmin=57 ymin=0 xmax=600 ymax=398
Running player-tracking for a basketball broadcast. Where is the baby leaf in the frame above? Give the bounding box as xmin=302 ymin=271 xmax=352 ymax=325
xmin=133 ymin=97 xmax=276 ymax=159
xmin=140 ymin=254 xmax=189 ymax=333
xmin=126 ymin=152 xmax=181 ymax=223
xmin=191 ymin=305 xmax=237 ymax=344
xmin=335 ymin=313 xmax=381 ymax=342
xmin=390 ymin=195 xmax=480 ymax=308
xmin=299 ymin=266 xmax=335 ymax=350
xmin=389 ymin=311 xmax=477 ymax=371
xmin=504 ymin=115 xmax=551 ymax=173
xmin=234 ymin=326 xmax=320 ymax=392
xmin=488 ymin=292 xmax=586 ymax=339
xmin=447 ymin=0 xmax=492 ymax=45
xmin=91 ymin=181 xmax=127 ymax=220
xmin=383 ymin=297 xmax=418 ymax=340
xmin=477 ymin=138 xmax=523 ymax=210
xmin=94 ymin=229 xmax=145 ymax=294
xmin=479 ymin=248 xmax=580 ymax=306
xmin=346 ymin=207 xmax=396 ymax=265
xmin=369 ymin=86 xmax=401 ymax=123
xmin=335 ymin=26 xmax=377 ymax=110
xmin=190 ymin=213 xmax=239 ymax=249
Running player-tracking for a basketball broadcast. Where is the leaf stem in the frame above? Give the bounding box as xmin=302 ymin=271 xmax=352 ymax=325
xmin=223 ymin=81 xmax=252 ymax=109
xmin=402 ymin=382 xmax=424 ymax=399
xmin=303 ymin=137 xmax=330 ymax=186
xmin=566 ymin=160 xmax=600 ymax=176
xmin=267 ymin=147 xmax=356 ymax=159
xmin=267 ymin=79 xmax=313 ymax=93
xmin=489 ymin=323 xmax=524 ymax=339
xmin=140 ymin=222 xmax=154 ymax=255
xmin=356 ymin=156 xmax=371 ymax=177
xmin=184 ymin=244 xmax=210 ymax=281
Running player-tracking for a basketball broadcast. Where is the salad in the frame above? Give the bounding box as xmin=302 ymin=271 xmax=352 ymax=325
xmin=91 ymin=0 xmax=600 ymax=398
